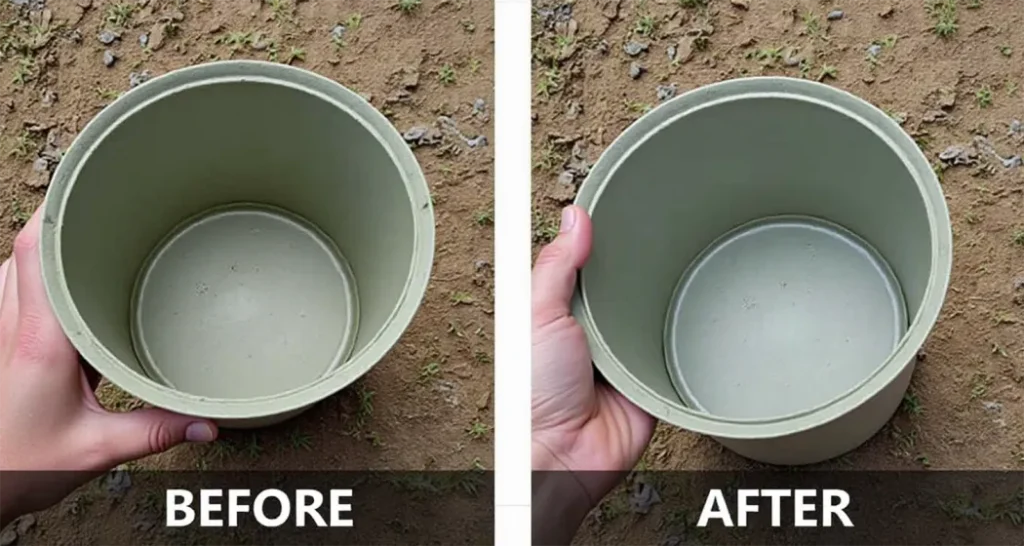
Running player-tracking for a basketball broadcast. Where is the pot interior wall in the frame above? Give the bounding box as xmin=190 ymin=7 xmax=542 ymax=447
xmin=59 ymin=80 xmax=416 ymax=382
xmin=584 ymin=95 xmax=933 ymax=410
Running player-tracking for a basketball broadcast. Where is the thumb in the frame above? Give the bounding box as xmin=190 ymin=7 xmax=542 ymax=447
xmin=88 ymin=409 xmax=218 ymax=468
xmin=532 ymin=205 xmax=592 ymax=329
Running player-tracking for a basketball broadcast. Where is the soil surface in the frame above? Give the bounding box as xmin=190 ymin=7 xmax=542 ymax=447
xmin=0 ymin=0 xmax=493 ymax=544
xmin=532 ymin=0 xmax=1021 ymax=543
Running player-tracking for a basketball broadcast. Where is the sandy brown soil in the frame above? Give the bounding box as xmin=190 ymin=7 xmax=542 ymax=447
xmin=532 ymin=0 xmax=1021 ymax=542
xmin=1 ymin=0 xmax=493 ymax=544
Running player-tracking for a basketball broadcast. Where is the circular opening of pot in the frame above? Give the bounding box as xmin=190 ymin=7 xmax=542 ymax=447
xmin=44 ymin=63 xmax=432 ymax=416
xmin=580 ymin=80 xmax=944 ymax=425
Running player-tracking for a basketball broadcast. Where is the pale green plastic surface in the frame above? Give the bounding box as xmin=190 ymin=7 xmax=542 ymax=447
xmin=572 ymin=77 xmax=952 ymax=464
xmin=40 ymin=61 xmax=434 ymax=427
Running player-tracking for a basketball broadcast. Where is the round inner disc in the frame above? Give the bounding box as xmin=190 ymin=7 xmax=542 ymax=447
xmin=664 ymin=216 xmax=907 ymax=420
xmin=131 ymin=204 xmax=358 ymax=399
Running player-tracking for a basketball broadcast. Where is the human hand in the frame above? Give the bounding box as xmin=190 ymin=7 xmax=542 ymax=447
xmin=0 ymin=207 xmax=219 ymax=527
xmin=531 ymin=205 xmax=655 ymax=542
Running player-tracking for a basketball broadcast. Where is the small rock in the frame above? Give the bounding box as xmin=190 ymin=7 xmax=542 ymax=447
xmin=982 ymin=401 xmax=1003 ymax=412
xmin=148 ymin=23 xmax=167 ymax=51
xmin=866 ymin=44 xmax=882 ymax=58
xmin=250 ymin=33 xmax=271 ymax=51
xmin=40 ymin=89 xmax=57 ymax=106
xmin=466 ymin=135 xmax=488 ymax=148
xmin=1002 ymin=155 xmax=1022 ymax=168
xmin=473 ymin=98 xmax=487 ymax=115
xmin=549 ymin=171 xmax=577 ymax=202
xmin=566 ymin=100 xmax=582 ymax=120
xmin=76 ymin=0 xmax=92 ymax=7
xmin=782 ymin=46 xmax=803 ymax=66
xmin=14 ymin=515 xmax=35 ymax=535
xmin=1009 ymin=119 xmax=1022 ymax=136
xmin=129 ymin=71 xmax=151 ymax=88
xmin=71 ymin=29 xmax=82 ymax=43
xmin=936 ymin=87 xmax=956 ymax=110
xmin=32 ymin=157 xmax=50 ymax=173
xmin=623 ymin=40 xmax=648 ymax=57
xmin=938 ymin=145 xmax=978 ymax=166
xmin=403 ymin=126 xmax=429 ymax=142
xmin=629 ymin=479 xmax=661 ymax=514
xmin=730 ymin=0 xmax=749 ymax=9
xmin=666 ymin=44 xmax=677 ymax=62
xmin=596 ymin=39 xmax=609 ymax=54
xmin=103 ymin=49 xmax=117 ymax=67
xmin=827 ymin=10 xmax=844 ymax=21
xmin=656 ymin=83 xmax=677 ymax=102
xmin=138 ymin=32 xmax=148 ymax=47
xmin=922 ymin=110 xmax=948 ymax=123
xmin=890 ymin=111 xmax=909 ymax=125
xmin=0 ymin=528 xmax=15 ymax=546
xmin=166 ymin=10 xmax=184 ymax=22
xmin=475 ymin=391 xmax=490 ymax=410
xmin=105 ymin=468 xmax=132 ymax=496
xmin=878 ymin=5 xmax=895 ymax=18
xmin=674 ymin=38 xmax=695 ymax=64
xmin=98 ymin=30 xmax=118 ymax=45
xmin=628 ymin=61 xmax=644 ymax=79
xmin=474 ymin=260 xmax=491 ymax=272
xmin=399 ymin=68 xmax=419 ymax=90
xmin=331 ymin=24 xmax=345 ymax=42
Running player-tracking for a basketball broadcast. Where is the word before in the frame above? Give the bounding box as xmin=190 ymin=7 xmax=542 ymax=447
xmin=166 ymin=489 xmax=353 ymax=528
xmin=697 ymin=489 xmax=853 ymax=528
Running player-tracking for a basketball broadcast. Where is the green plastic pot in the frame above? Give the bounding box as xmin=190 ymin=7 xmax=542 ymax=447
xmin=573 ymin=77 xmax=952 ymax=465
xmin=40 ymin=61 xmax=434 ymax=428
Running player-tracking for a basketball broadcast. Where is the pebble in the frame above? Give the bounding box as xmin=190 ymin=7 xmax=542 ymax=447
xmin=1010 ymin=119 xmax=1022 ymax=135
xmin=98 ymin=30 xmax=118 ymax=45
xmin=557 ymin=170 xmax=575 ymax=186
xmin=129 ymin=70 xmax=151 ymax=88
xmin=566 ymin=100 xmax=582 ymax=120
xmin=866 ymin=44 xmax=882 ymax=58
xmin=32 ymin=156 xmax=50 ymax=173
xmin=15 ymin=515 xmax=35 ymax=535
xmin=103 ymin=49 xmax=117 ymax=67
xmin=629 ymin=479 xmax=661 ymax=514
xmin=629 ymin=62 xmax=644 ymax=79
xmin=730 ymin=0 xmax=749 ymax=9
xmin=0 ymin=528 xmax=15 ymax=546
xmin=403 ymin=126 xmax=428 ymax=142
xmin=330 ymin=24 xmax=345 ymax=42
xmin=466 ymin=135 xmax=488 ymax=148
xmin=105 ymin=468 xmax=132 ymax=496
xmin=138 ymin=32 xmax=148 ymax=47
xmin=656 ymin=83 xmax=677 ymax=102
xmin=827 ymin=10 xmax=844 ymax=21
xmin=1002 ymin=155 xmax=1022 ymax=168
xmin=473 ymin=98 xmax=487 ymax=115
xmin=667 ymin=44 xmax=677 ymax=62
xmin=623 ymin=40 xmax=648 ymax=57
xmin=938 ymin=145 xmax=977 ymax=166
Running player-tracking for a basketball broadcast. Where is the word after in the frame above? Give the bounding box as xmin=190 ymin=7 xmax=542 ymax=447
xmin=166 ymin=489 xmax=353 ymax=528
xmin=697 ymin=489 xmax=853 ymax=528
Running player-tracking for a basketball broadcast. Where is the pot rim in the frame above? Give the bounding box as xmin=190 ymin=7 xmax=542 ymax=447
xmin=40 ymin=60 xmax=435 ymax=419
xmin=572 ymin=77 xmax=952 ymax=440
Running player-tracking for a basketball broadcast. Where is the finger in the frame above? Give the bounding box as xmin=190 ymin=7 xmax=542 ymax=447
xmin=12 ymin=208 xmax=68 ymax=362
xmin=0 ymin=258 xmax=9 ymax=301
xmin=86 ymin=409 xmax=218 ymax=469
xmin=0 ymin=257 xmax=19 ymax=353
xmin=531 ymin=205 xmax=593 ymax=328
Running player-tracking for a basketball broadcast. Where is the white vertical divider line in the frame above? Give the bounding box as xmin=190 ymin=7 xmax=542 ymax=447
xmin=494 ymin=0 xmax=532 ymax=545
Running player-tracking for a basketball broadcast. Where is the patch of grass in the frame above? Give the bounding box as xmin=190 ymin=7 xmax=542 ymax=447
xmin=975 ymin=86 xmax=993 ymax=108
xmin=474 ymin=208 xmax=493 ymax=226
xmin=12 ymin=55 xmax=36 ymax=86
xmin=265 ymin=0 xmax=294 ymax=22
xmin=625 ymin=100 xmax=652 ymax=114
xmin=243 ymin=435 xmax=263 ymax=459
xmin=438 ymin=64 xmax=456 ymax=85
xmin=1000 ymin=45 xmax=1013 ymax=57
xmin=965 ymin=212 xmax=981 ymax=225
xmin=926 ymin=0 xmax=958 ymax=38
xmin=1014 ymin=230 xmax=1024 ymax=246
xmin=450 ymin=291 xmax=475 ymax=305
xmin=466 ymin=421 xmax=491 ymax=440
xmin=817 ymin=64 xmax=838 ymax=81
xmin=474 ymin=351 xmax=491 ymax=365
xmin=8 ymin=131 xmax=38 ymax=159
xmin=751 ymin=46 xmax=784 ymax=65
xmin=634 ymin=15 xmax=657 ymax=37
xmin=471 ymin=457 xmax=486 ymax=471
xmin=345 ymin=14 xmax=363 ymax=31
xmin=532 ymin=213 xmax=559 ymax=244
xmin=970 ymin=373 xmax=990 ymax=400
xmin=803 ymin=11 xmax=822 ymax=38
xmin=289 ymin=431 xmax=312 ymax=451
xmin=216 ymin=30 xmax=254 ymax=51
xmin=678 ymin=0 xmax=708 ymax=7
xmin=965 ymin=0 xmax=982 ymax=8
xmin=536 ymin=66 xmax=563 ymax=97
xmin=419 ymin=361 xmax=441 ymax=382
xmin=106 ymin=2 xmax=136 ymax=28
xmin=284 ymin=46 xmax=305 ymax=64
xmin=902 ymin=391 xmax=924 ymax=416
xmin=9 ymin=198 xmax=29 ymax=227
xmin=469 ymin=58 xmax=482 ymax=74
xmin=355 ymin=386 xmax=375 ymax=429
xmin=394 ymin=0 xmax=422 ymax=13
xmin=940 ymin=489 xmax=1024 ymax=525
xmin=880 ymin=34 xmax=899 ymax=48
xmin=460 ymin=19 xmax=476 ymax=33
xmin=533 ymin=142 xmax=565 ymax=171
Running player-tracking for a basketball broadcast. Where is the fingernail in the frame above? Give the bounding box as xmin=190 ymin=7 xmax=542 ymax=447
xmin=185 ymin=422 xmax=215 ymax=443
xmin=560 ymin=206 xmax=577 ymax=233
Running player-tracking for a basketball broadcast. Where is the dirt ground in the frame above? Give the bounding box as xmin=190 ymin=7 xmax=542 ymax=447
xmin=0 ymin=0 xmax=493 ymax=544
xmin=532 ymin=0 xmax=1021 ymax=542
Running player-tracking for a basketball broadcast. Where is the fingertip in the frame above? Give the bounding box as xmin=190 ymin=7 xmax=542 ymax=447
xmin=185 ymin=421 xmax=217 ymax=443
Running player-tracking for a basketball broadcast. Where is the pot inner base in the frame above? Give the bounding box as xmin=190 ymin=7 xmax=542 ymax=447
xmin=664 ymin=215 xmax=907 ymax=421
xmin=130 ymin=204 xmax=358 ymax=399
